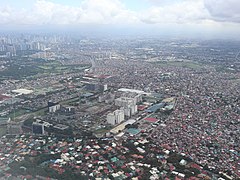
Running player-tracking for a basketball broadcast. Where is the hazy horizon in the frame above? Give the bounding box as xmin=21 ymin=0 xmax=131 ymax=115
xmin=1 ymin=0 xmax=240 ymax=39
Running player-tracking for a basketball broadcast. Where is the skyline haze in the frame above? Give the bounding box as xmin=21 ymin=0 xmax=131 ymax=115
xmin=0 ymin=0 xmax=240 ymax=39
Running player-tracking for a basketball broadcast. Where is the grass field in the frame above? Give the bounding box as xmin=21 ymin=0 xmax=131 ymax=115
xmin=34 ymin=108 xmax=47 ymax=116
xmin=7 ymin=109 xmax=27 ymax=119
xmin=38 ymin=62 xmax=90 ymax=74
xmin=94 ymin=126 xmax=112 ymax=135
xmin=0 ymin=126 xmax=7 ymax=137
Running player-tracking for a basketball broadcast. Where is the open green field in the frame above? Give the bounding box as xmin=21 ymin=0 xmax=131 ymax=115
xmin=93 ymin=126 xmax=112 ymax=135
xmin=0 ymin=126 xmax=7 ymax=137
xmin=34 ymin=108 xmax=48 ymax=116
xmin=38 ymin=61 xmax=88 ymax=68
xmin=7 ymin=109 xmax=27 ymax=119
xmin=38 ymin=62 xmax=90 ymax=74
xmin=0 ymin=59 xmax=91 ymax=82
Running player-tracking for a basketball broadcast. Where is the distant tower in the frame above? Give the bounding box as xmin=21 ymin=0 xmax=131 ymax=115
xmin=109 ymin=52 xmax=112 ymax=60
xmin=90 ymin=57 xmax=96 ymax=73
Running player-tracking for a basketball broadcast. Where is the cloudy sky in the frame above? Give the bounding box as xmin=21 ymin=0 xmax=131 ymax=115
xmin=1 ymin=0 xmax=240 ymax=38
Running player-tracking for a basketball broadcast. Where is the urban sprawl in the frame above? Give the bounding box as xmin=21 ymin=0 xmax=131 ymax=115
xmin=0 ymin=34 xmax=239 ymax=180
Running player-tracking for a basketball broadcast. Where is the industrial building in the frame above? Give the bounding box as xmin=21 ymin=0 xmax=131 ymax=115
xmin=110 ymin=119 xmax=136 ymax=134
xmin=12 ymin=89 xmax=33 ymax=95
xmin=84 ymin=82 xmax=108 ymax=92
xmin=145 ymin=102 xmax=165 ymax=113
xmin=53 ymin=124 xmax=69 ymax=131
xmin=117 ymin=88 xmax=146 ymax=95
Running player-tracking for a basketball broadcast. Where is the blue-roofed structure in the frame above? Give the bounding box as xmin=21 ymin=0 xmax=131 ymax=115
xmin=127 ymin=128 xmax=140 ymax=135
xmin=145 ymin=103 xmax=165 ymax=113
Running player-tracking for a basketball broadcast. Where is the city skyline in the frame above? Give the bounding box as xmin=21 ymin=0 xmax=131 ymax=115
xmin=1 ymin=0 xmax=240 ymax=39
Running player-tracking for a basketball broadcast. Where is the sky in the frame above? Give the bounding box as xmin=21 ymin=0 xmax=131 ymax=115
xmin=0 ymin=0 xmax=240 ymax=38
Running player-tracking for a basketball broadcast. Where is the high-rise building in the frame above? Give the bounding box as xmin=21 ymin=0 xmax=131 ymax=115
xmin=48 ymin=101 xmax=61 ymax=113
xmin=107 ymin=109 xmax=125 ymax=125
xmin=115 ymin=109 xmax=125 ymax=124
xmin=32 ymin=122 xmax=45 ymax=135
xmin=115 ymin=93 xmax=141 ymax=117
xmin=107 ymin=113 xmax=115 ymax=125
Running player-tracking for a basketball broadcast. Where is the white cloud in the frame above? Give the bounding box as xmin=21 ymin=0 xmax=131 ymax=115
xmin=143 ymin=0 xmax=240 ymax=25
xmin=146 ymin=0 xmax=180 ymax=5
xmin=141 ymin=0 xmax=209 ymax=24
xmin=78 ymin=0 xmax=139 ymax=24
xmin=0 ymin=0 xmax=240 ymax=26
xmin=0 ymin=6 xmax=12 ymax=24
xmin=204 ymin=0 xmax=240 ymax=23
xmin=0 ymin=0 xmax=138 ymax=25
xmin=32 ymin=0 xmax=81 ymax=24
